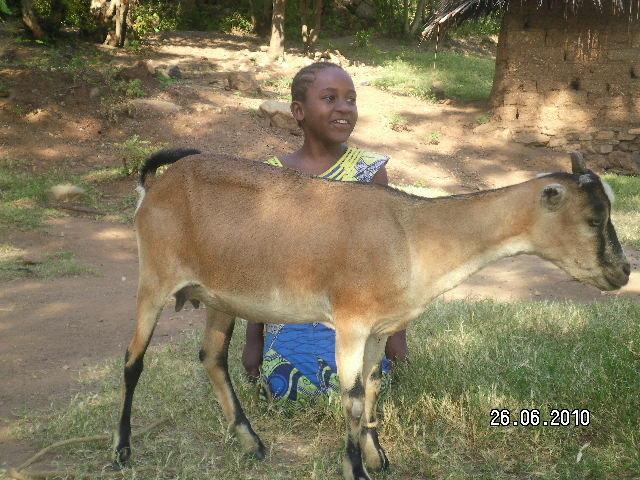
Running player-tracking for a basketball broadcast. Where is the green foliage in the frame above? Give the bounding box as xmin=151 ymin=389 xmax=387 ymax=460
xmin=354 ymin=29 xmax=373 ymax=49
xmin=130 ymin=0 xmax=180 ymax=38
xmin=117 ymin=135 xmax=158 ymax=177
xmin=12 ymin=299 xmax=640 ymax=478
xmin=0 ymin=0 xmax=12 ymax=15
xmin=114 ymin=78 xmax=146 ymax=98
xmin=449 ymin=11 xmax=503 ymax=37
xmin=219 ymin=12 xmax=253 ymax=34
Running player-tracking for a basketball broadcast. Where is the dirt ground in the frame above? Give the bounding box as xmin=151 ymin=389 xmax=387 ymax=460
xmin=1 ymin=29 xmax=639 ymax=469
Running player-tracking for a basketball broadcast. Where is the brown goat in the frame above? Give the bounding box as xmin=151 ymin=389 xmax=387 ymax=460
xmin=114 ymin=150 xmax=629 ymax=480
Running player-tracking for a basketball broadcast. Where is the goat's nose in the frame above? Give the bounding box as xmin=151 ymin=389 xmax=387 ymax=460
xmin=622 ymin=261 xmax=631 ymax=277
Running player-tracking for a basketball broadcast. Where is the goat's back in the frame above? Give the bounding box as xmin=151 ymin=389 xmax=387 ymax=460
xmin=134 ymin=155 xmax=411 ymax=312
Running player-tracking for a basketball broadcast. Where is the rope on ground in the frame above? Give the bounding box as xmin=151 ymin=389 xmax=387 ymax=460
xmin=8 ymin=416 xmax=171 ymax=480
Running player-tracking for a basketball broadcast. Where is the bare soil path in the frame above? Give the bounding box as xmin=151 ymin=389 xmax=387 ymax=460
xmin=1 ymin=30 xmax=638 ymax=469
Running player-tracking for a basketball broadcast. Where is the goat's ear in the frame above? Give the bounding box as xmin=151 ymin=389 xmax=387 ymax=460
xmin=540 ymin=183 xmax=567 ymax=211
xmin=570 ymin=151 xmax=587 ymax=174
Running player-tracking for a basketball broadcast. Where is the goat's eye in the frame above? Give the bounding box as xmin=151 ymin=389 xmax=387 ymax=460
xmin=588 ymin=218 xmax=602 ymax=228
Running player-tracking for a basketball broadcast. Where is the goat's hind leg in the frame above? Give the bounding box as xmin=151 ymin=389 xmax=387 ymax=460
xmin=360 ymin=335 xmax=389 ymax=473
xmin=113 ymin=284 xmax=166 ymax=465
xmin=200 ymin=307 xmax=265 ymax=459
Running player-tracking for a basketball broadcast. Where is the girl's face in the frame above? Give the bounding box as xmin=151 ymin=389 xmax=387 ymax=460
xmin=292 ymin=68 xmax=358 ymax=145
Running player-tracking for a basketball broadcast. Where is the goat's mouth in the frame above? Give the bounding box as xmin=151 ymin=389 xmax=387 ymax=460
xmin=594 ymin=271 xmax=629 ymax=291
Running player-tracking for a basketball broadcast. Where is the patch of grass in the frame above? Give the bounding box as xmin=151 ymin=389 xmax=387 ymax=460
xmin=10 ymin=299 xmax=640 ymax=478
xmin=385 ymin=112 xmax=410 ymax=132
xmin=354 ymin=29 xmax=373 ymax=49
xmin=117 ymin=135 xmax=159 ymax=177
xmin=114 ymin=78 xmax=146 ymax=98
xmin=604 ymin=174 xmax=640 ymax=249
xmin=81 ymin=167 xmax=124 ymax=184
xmin=371 ymin=53 xmax=494 ymax=101
xmin=157 ymin=72 xmax=178 ymax=89
xmin=427 ymin=131 xmax=441 ymax=145
xmin=262 ymin=75 xmax=292 ymax=100
xmin=321 ymin=37 xmax=495 ymax=102
xmin=0 ymin=249 xmax=96 ymax=282
xmin=0 ymin=161 xmax=135 ymax=231
xmin=476 ymin=112 xmax=491 ymax=124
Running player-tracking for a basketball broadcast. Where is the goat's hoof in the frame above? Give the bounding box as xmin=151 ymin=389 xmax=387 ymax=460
xmin=252 ymin=439 xmax=266 ymax=460
xmin=235 ymin=422 xmax=266 ymax=460
xmin=113 ymin=446 xmax=131 ymax=466
xmin=361 ymin=429 xmax=389 ymax=472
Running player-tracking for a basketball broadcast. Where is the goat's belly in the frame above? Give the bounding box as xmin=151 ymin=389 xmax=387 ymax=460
xmin=198 ymin=287 xmax=333 ymax=326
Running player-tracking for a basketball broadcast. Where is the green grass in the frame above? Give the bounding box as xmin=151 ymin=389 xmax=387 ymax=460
xmin=0 ymin=247 xmax=96 ymax=282
xmin=0 ymin=160 xmax=137 ymax=231
xmin=9 ymin=299 xmax=640 ymax=479
xmin=604 ymin=174 xmax=640 ymax=249
xmin=321 ymin=37 xmax=495 ymax=102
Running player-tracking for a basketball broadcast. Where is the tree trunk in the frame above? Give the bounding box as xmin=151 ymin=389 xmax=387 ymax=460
xmin=260 ymin=0 xmax=273 ymax=36
xmin=300 ymin=0 xmax=322 ymax=52
xmin=402 ymin=0 xmax=410 ymax=35
xmin=249 ymin=0 xmax=258 ymax=32
xmin=309 ymin=0 xmax=322 ymax=48
xmin=91 ymin=0 xmax=130 ymax=47
xmin=489 ymin=12 xmax=508 ymax=109
xmin=268 ymin=0 xmax=286 ymax=59
xmin=409 ymin=0 xmax=428 ymax=35
xmin=113 ymin=0 xmax=129 ymax=47
xmin=21 ymin=0 xmax=47 ymax=40
xmin=300 ymin=0 xmax=310 ymax=48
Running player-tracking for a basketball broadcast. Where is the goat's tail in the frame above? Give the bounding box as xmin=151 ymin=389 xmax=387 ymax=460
xmin=136 ymin=148 xmax=201 ymax=212
xmin=138 ymin=148 xmax=201 ymax=189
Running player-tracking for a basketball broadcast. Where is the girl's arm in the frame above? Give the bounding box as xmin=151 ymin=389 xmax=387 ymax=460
xmin=242 ymin=322 xmax=264 ymax=380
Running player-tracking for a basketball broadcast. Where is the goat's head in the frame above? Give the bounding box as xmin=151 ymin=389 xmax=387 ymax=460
xmin=530 ymin=152 xmax=630 ymax=291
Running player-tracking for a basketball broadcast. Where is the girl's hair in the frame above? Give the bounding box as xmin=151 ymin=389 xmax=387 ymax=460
xmin=291 ymin=62 xmax=345 ymax=102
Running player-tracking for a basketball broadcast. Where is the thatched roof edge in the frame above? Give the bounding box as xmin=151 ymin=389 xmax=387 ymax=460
xmin=422 ymin=0 xmax=639 ymax=37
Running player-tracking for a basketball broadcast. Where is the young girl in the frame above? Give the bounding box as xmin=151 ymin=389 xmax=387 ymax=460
xmin=242 ymin=62 xmax=408 ymax=401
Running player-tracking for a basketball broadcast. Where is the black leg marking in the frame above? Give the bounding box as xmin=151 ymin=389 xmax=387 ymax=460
xmin=346 ymin=437 xmax=370 ymax=480
xmin=115 ymin=351 xmax=144 ymax=464
xmin=198 ymin=348 xmax=206 ymax=362
xmin=348 ymin=377 xmax=365 ymax=399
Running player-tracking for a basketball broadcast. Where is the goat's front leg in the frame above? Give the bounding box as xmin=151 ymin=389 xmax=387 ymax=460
xmin=336 ymin=326 xmax=370 ymax=480
xmin=360 ymin=334 xmax=389 ymax=473
xmin=200 ymin=308 xmax=265 ymax=459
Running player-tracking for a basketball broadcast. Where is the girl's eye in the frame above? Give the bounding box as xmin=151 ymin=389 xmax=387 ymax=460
xmin=347 ymin=97 xmax=356 ymax=104
xmin=323 ymin=96 xmax=335 ymax=102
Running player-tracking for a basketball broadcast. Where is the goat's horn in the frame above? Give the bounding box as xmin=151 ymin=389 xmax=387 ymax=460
xmin=570 ymin=151 xmax=587 ymax=174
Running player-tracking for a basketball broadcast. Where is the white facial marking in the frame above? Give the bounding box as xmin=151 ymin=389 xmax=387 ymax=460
xmin=601 ymin=180 xmax=615 ymax=205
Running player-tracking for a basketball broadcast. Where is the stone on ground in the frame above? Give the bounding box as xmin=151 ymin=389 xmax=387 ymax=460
xmin=258 ymin=100 xmax=299 ymax=131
